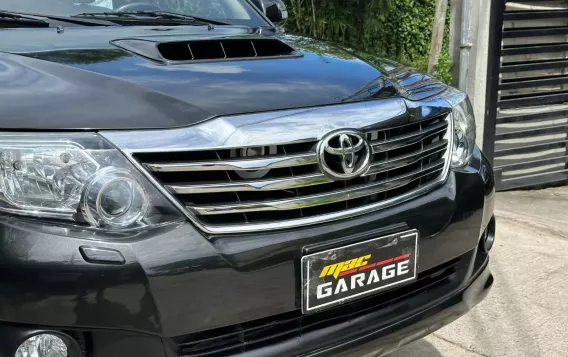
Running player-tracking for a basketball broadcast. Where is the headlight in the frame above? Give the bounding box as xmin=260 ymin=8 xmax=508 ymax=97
xmin=0 ymin=133 xmax=182 ymax=230
xmin=444 ymin=90 xmax=476 ymax=167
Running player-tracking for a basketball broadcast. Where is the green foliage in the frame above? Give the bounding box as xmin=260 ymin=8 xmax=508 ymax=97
xmin=435 ymin=51 xmax=453 ymax=84
xmin=283 ymin=0 xmax=453 ymax=83
xmin=286 ymin=0 xmax=392 ymax=46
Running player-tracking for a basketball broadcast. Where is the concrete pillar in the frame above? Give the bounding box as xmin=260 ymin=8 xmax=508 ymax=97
xmin=455 ymin=0 xmax=492 ymax=148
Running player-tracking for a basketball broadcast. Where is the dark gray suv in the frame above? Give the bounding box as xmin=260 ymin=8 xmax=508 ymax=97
xmin=0 ymin=1 xmax=494 ymax=357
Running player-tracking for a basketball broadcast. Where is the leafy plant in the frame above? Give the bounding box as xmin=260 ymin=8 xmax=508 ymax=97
xmin=283 ymin=0 xmax=453 ymax=83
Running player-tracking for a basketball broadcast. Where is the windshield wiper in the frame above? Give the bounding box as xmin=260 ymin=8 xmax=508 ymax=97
xmin=0 ymin=11 xmax=49 ymax=27
xmin=0 ymin=10 xmax=119 ymax=27
xmin=72 ymin=11 xmax=228 ymax=25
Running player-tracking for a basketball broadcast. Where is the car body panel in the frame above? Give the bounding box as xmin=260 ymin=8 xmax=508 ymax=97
xmin=0 ymin=147 xmax=492 ymax=338
xmin=0 ymin=26 xmax=445 ymax=130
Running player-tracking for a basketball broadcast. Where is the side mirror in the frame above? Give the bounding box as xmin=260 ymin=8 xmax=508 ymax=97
xmin=250 ymin=0 xmax=265 ymax=13
xmin=264 ymin=0 xmax=288 ymax=26
xmin=252 ymin=0 xmax=288 ymax=26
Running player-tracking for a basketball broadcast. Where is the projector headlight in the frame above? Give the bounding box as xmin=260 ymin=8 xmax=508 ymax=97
xmin=444 ymin=90 xmax=476 ymax=167
xmin=0 ymin=133 xmax=182 ymax=230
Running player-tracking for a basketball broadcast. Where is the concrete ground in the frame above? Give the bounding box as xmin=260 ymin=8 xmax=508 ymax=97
xmin=386 ymin=187 xmax=568 ymax=357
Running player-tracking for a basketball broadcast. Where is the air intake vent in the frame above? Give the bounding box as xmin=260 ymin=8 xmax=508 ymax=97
xmin=157 ymin=38 xmax=299 ymax=62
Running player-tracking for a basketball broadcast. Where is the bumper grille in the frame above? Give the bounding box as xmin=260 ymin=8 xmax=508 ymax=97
xmin=134 ymin=114 xmax=450 ymax=234
xmin=174 ymin=257 xmax=462 ymax=357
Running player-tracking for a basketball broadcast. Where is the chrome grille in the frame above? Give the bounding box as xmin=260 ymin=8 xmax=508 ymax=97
xmin=133 ymin=114 xmax=451 ymax=234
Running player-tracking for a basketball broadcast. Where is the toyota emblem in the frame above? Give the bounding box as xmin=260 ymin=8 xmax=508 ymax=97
xmin=317 ymin=130 xmax=371 ymax=180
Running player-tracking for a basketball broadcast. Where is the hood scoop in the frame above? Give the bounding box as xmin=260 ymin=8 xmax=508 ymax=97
xmin=112 ymin=38 xmax=301 ymax=64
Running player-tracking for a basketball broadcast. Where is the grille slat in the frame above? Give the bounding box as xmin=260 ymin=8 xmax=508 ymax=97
xmin=166 ymin=173 xmax=332 ymax=194
xmin=145 ymin=152 xmax=317 ymax=173
xmin=186 ymin=161 xmax=444 ymax=216
xmin=371 ymin=121 xmax=448 ymax=153
xmin=367 ymin=139 xmax=448 ymax=175
xmin=134 ymin=113 xmax=450 ymax=233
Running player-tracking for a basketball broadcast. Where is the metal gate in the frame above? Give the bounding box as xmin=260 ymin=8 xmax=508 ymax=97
xmin=484 ymin=0 xmax=568 ymax=190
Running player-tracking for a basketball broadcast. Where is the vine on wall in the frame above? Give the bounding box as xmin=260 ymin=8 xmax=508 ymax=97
xmin=283 ymin=0 xmax=452 ymax=83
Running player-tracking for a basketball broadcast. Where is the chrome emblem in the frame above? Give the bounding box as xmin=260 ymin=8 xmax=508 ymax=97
xmin=317 ymin=130 xmax=371 ymax=180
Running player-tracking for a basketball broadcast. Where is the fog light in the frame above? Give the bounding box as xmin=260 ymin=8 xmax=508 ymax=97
xmin=481 ymin=216 xmax=496 ymax=253
xmin=15 ymin=334 xmax=68 ymax=357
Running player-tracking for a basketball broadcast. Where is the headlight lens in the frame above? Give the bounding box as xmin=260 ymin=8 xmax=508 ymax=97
xmin=444 ymin=90 xmax=476 ymax=167
xmin=15 ymin=334 xmax=68 ymax=357
xmin=0 ymin=133 xmax=182 ymax=230
xmin=82 ymin=168 xmax=149 ymax=228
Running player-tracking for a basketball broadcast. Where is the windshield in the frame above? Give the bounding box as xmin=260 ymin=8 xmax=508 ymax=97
xmin=0 ymin=0 xmax=267 ymax=26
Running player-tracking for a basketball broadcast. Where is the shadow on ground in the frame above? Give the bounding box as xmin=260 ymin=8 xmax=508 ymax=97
xmin=386 ymin=339 xmax=443 ymax=357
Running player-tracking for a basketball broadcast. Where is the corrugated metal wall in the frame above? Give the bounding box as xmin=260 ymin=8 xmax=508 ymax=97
xmin=492 ymin=0 xmax=568 ymax=190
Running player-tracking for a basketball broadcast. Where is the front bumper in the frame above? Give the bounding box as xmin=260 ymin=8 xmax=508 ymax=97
xmin=0 ymin=147 xmax=495 ymax=357
xmin=324 ymin=258 xmax=493 ymax=357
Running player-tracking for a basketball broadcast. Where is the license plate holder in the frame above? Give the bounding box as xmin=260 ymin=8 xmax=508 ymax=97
xmin=301 ymin=230 xmax=418 ymax=313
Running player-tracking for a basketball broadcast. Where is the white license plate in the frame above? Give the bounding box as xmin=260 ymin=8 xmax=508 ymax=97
xmin=301 ymin=230 xmax=418 ymax=313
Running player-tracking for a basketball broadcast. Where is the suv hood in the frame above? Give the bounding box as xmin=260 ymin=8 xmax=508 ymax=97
xmin=0 ymin=26 xmax=447 ymax=130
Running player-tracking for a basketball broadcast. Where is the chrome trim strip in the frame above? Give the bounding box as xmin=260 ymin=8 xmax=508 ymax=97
xmin=166 ymin=173 xmax=331 ymax=194
xmin=372 ymin=122 xmax=448 ymax=153
xmin=101 ymin=99 xmax=408 ymax=153
xmin=146 ymin=153 xmax=317 ymax=172
xmin=187 ymin=162 xmax=444 ymax=215
xmin=101 ymin=96 xmax=456 ymax=234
